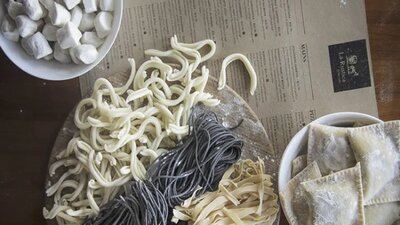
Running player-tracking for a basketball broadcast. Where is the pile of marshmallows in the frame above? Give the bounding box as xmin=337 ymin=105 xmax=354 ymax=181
xmin=1 ymin=0 xmax=114 ymax=64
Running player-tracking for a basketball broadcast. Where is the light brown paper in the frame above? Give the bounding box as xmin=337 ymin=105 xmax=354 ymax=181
xmin=80 ymin=0 xmax=378 ymax=157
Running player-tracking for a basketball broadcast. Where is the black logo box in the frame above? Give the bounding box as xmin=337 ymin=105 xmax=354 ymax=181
xmin=328 ymin=39 xmax=371 ymax=93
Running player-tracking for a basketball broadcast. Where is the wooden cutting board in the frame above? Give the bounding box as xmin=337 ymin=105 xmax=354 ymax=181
xmin=45 ymin=71 xmax=280 ymax=225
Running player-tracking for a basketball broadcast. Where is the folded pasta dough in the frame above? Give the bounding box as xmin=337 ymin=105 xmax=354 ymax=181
xmin=301 ymin=163 xmax=364 ymax=225
xmin=307 ymin=124 xmax=356 ymax=175
xmin=291 ymin=154 xmax=307 ymax=178
xmin=348 ymin=121 xmax=400 ymax=204
xmin=364 ymin=202 xmax=400 ymax=225
xmin=280 ymin=161 xmax=321 ymax=225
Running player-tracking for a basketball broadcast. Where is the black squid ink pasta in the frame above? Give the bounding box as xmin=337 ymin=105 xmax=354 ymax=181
xmin=147 ymin=108 xmax=243 ymax=207
xmin=83 ymin=181 xmax=168 ymax=225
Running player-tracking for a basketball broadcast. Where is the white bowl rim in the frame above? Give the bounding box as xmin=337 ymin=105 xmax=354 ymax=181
xmin=278 ymin=112 xmax=383 ymax=192
xmin=0 ymin=1 xmax=123 ymax=81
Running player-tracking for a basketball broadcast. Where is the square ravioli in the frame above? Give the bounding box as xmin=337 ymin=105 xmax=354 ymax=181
xmin=291 ymin=154 xmax=307 ymax=177
xmin=280 ymin=161 xmax=322 ymax=225
xmin=307 ymin=124 xmax=356 ymax=175
xmin=365 ymin=202 xmax=400 ymax=225
xmin=301 ymin=163 xmax=364 ymax=225
xmin=348 ymin=121 xmax=400 ymax=204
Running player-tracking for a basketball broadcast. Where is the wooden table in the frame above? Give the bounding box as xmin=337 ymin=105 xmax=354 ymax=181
xmin=0 ymin=0 xmax=398 ymax=224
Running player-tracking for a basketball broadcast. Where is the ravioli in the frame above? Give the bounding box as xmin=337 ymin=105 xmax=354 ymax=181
xmin=348 ymin=121 xmax=400 ymax=203
xmin=365 ymin=202 xmax=400 ymax=225
xmin=280 ymin=161 xmax=322 ymax=225
xmin=291 ymin=154 xmax=307 ymax=177
xmin=301 ymin=163 xmax=364 ymax=225
xmin=307 ymin=124 xmax=356 ymax=175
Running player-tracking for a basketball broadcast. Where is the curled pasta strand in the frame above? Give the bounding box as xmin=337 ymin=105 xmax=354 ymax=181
xmin=68 ymin=174 xmax=87 ymax=202
xmin=92 ymin=78 xmax=121 ymax=106
xmin=66 ymin=208 xmax=93 ymax=217
xmin=129 ymin=141 xmax=147 ymax=180
xmin=143 ymin=77 xmax=172 ymax=98
xmin=134 ymin=59 xmax=173 ymax=90
xmin=156 ymin=81 xmax=194 ymax=107
xmin=74 ymin=98 xmax=97 ymax=130
xmin=218 ymin=53 xmax=258 ymax=95
xmin=88 ymin=150 xmax=131 ymax=187
xmin=54 ymin=180 xmax=79 ymax=203
xmin=49 ymin=158 xmax=78 ymax=177
xmin=171 ymin=35 xmax=201 ymax=64
xmin=168 ymin=124 xmax=189 ymax=135
xmin=145 ymin=49 xmax=189 ymax=82
xmin=113 ymin=58 xmax=137 ymax=94
xmin=43 ymin=205 xmax=70 ymax=219
xmin=126 ymin=88 xmax=153 ymax=103
xmin=46 ymin=171 xmax=72 ymax=196
xmin=178 ymin=38 xmax=217 ymax=62
xmin=87 ymin=183 xmax=100 ymax=213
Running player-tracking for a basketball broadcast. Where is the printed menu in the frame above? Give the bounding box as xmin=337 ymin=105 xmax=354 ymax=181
xmin=80 ymin=0 xmax=377 ymax=159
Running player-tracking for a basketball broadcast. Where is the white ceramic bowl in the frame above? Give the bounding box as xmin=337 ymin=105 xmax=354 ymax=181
xmin=0 ymin=1 xmax=123 ymax=81
xmin=278 ymin=112 xmax=383 ymax=192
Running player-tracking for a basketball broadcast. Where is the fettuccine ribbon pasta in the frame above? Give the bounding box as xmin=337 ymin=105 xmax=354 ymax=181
xmin=172 ymin=159 xmax=279 ymax=225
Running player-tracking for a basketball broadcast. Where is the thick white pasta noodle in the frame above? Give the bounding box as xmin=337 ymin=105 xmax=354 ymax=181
xmin=43 ymin=36 xmax=220 ymax=225
xmin=218 ymin=53 xmax=258 ymax=95
xmin=172 ymin=159 xmax=279 ymax=225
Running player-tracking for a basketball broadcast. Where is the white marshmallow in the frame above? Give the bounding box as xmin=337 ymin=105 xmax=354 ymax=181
xmin=15 ymin=15 xmax=38 ymax=38
xmin=26 ymin=32 xmax=53 ymax=59
xmin=6 ymin=0 xmax=25 ymax=20
xmin=23 ymin=0 xmax=45 ymax=21
xmin=21 ymin=37 xmax=34 ymax=55
xmin=49 ymin=2 xmax=71 ymax=26
xmin=78 ymin=12 xmax=95 ymax=31
xmin=56 ymin=21 xmax=82 ymax=49
xmin=39 ymin=0 xmax=54 ymax=10
xmin=42 ymin=23 xmax=58 ymax=41
xmin=100 ymin=0 xmax=113 ymax=11
xmin=70 ymin=6 xmax=83 ymax=27
xmin=63 ymin=0 xmax=81 ymax=10
xmin=69 ymin=47 xmax=81 ymax=64
xmin=71 ymin=44 xmax=98 ymax=64
xmin=1 ymin=16 xmax=20 ymax=42
xmin=81 ymin=31 xmax=103 ymax=47
xmin=44 ymin=53 xmax=54 ymax=60
xmin=94 ymin=11 xmax=112 ymax=38
xmin=53 ymin=42 xmax=72 ymax=63
xmin=82 ymin=0 xmax=98 ymax=13
xmin=7 ymin=0 xmax=25 ymax=20
xmin=40 ymin=4 xmax=49 ymax=18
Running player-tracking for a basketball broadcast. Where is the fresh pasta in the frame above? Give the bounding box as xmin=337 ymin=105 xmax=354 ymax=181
xmin=43 ymin=36 xmax=220 ymax=225
xmin=82 ymin=108 xmax=244 ymax=225
xmin=147 ymin=108 xmax=243 ymax=207
xmin=83 ymin=181 xmax=168 ymax=225
xmin=172 ymin=159 xmax=279 ymax=225
xmin=218 ymin=53 xmax=258 ymax=95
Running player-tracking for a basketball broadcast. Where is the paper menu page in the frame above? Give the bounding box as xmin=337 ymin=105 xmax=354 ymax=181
xmin=80 ymin=0 xmax=378 ymax=157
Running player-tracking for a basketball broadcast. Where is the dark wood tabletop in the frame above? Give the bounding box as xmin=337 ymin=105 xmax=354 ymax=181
xmin=0 ymin=0 xmax=399 ymax=224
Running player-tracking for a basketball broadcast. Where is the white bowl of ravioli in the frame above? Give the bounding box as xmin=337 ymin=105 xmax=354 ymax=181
xmin=0 ymin=0 xmax=123 ymax=81
xmin=278 ymin=112 xmax=400 ymax=225
xmin=278 ymin=112 xmax=382 ymax=191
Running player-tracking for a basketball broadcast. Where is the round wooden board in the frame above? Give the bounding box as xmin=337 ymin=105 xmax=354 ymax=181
xmin=45 ymin=71 xmax=280 ymax=225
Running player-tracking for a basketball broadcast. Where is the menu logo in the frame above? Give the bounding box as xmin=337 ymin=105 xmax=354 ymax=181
xmin=328 ymin=39 xmax=371 ymax=92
